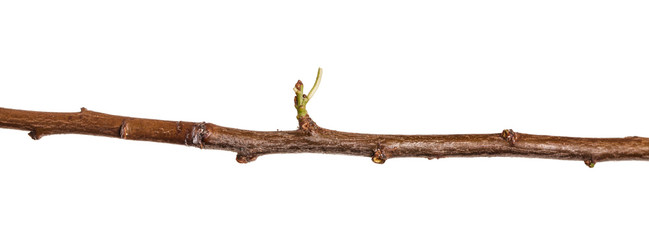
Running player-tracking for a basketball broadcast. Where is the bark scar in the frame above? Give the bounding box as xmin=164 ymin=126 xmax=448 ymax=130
xmin=501 ymin=129 xmax=519 ymax=146
xmin=188 ymin=122 xmax=209 ymax=149
xmin=119 ymin=119 xmax=130 ymax=139
xmin=176 ymin=121 xmax=182 ymax=133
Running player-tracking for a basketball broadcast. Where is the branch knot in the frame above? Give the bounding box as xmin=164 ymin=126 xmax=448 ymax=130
xmin=372 ymin=144 xmax=389 ymax=164
xmin=297 ymin=115 xmax=319 ymax=133
xmin=28 ymin=130 xmax=43 ymax=140
xmin=236 ymin=153 xmax=258 ymax=164
xmin=501 ymin=129 xmax=519 ymax=146
xmin=584 ymin=158 xmax=596 ymax=168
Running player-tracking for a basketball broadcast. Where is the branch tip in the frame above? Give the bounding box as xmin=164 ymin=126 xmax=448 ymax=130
xmin=295 ymin=80 xmax=304 ymax=90
xmin=294 ymin=68 xmax=323 ymax=119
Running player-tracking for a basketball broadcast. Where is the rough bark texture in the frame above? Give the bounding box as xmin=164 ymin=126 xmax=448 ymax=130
xmin=2 ymin=107 xmax=649 ymax=167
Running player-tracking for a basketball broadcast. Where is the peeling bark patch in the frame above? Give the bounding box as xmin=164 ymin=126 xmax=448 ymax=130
xmin=236 ymin=153 xmax=258 ymax=163
xmin=188 ymin=122 xmax=209 ymax=149
xmin=119 ymin=120 xmax=129 ymax=139
xmin=501 ymin=129 xmax=519 ymax=146
xmin=175 ymin=121 xmax=182 ymax=133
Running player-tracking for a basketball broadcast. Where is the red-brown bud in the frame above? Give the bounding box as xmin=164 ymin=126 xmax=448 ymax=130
xmin=295 ymin=80 xmax=303 ymax=90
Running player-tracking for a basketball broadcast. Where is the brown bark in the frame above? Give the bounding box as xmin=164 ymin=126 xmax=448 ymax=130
xmin=1 ymin=106 xmax=649 ymax=167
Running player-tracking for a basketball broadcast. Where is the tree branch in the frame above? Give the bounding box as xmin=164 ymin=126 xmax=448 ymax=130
xmin=1 ymin=69 xmax=649 ymax=167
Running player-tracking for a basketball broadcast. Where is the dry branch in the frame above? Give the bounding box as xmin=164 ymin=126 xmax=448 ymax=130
xmin=1 ymin=68 xmax=648 ymax=167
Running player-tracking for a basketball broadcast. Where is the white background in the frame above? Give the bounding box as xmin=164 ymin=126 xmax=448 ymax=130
xmin=1 ymin=0 xmax=649 ymax=239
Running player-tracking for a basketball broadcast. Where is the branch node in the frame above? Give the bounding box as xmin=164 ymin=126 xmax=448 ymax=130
xmin=298 ymin=115 xmax=319 ymax=133
xmin=28 ymin=130 xmax=43 ymax=140
xmin=372 ymin=144 xmax=389 ymax=164
xmin=236 ymin=153 xmax=258 ymax=164
xmin=501 ymin=129 xmax=519 ymax=146
xmin=187 ymin=122 xmax=209 ymax=149
xmin=584 ymin=158 xmax=596 ymax=168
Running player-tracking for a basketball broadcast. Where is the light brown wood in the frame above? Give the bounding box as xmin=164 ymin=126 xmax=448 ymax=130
xmin=2 ymin=106 xmax=649 ymax=167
